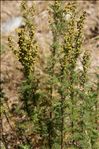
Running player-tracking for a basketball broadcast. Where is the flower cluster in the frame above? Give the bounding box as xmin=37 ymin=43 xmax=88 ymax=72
xmin=8 ymin=1 xmax=38 ymax=77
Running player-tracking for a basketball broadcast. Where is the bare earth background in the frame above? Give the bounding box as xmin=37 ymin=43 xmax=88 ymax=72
xmin=1 ymin=0 xmax=99 ymax=148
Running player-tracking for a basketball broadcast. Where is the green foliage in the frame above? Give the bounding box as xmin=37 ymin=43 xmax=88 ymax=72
xmin=8 ymin=1 xmax=99 ymax=149
xmin=18 ymin=144 xmax=31 ymax=149
xmin=0 ymin=44 xmax=5 ymax=54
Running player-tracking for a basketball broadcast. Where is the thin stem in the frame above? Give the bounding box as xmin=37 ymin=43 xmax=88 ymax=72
xmin=60 ymin=96 xmax=64 ymax=149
